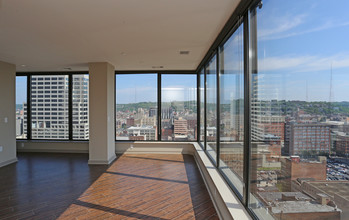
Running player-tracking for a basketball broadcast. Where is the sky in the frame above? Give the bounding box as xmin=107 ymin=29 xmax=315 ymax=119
xmin=255 ymin=0 xmax=349 ymax=101
xmin=115 ymin=74 xmax=196 ymax=104
xmin=16 ymin=0 xmax=349 ymax=104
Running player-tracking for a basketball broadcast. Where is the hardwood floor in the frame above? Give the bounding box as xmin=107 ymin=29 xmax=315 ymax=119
xmin=0 ymin=153 xmax=218 ymax=219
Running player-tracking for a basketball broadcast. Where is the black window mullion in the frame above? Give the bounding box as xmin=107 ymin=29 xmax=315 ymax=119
xmin=216 ymin=50 xmax=221 ymax=168
xmin=157 ymin=73 xmax=161 ymax=141
xmin=68 ymin=74 xmax=73 ymax=140
xmin=243 ymin=10 xmax=253 ymax=206
xmin=197 ymin=72 xmax=200 ymax=142
xmin=27 ymin=74 xmax=32 ymax=140
xmin=204 ymin=67 xmax=207 ymax=151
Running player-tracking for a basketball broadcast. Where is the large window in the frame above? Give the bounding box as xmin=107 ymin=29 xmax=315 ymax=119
xmin=206 ymin=56 xmax=218 ymax=163
xmin=218 ymin=22 xmax=244 ymax=196
xmin=161 ymin=74 xmax=197 ymax=141
xmin=16 ymin=73 xmax=89 ymax=141
xmin=115 ymin=74 xmax=158 ymax=141
xmin=16 ymin=76 xmax=27 ymax=139
xmin=198 ymin=0 xmax=349 ymax=219
xmin=248 ymin=1 xmax=349 ymax=219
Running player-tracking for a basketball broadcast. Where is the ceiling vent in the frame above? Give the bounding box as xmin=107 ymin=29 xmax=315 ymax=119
xmin=179 ymin=51 xmax=190 ymax=55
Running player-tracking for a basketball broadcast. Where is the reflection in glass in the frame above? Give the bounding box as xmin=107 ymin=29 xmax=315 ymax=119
xmin=206 ymin=56 xmax=217 ymax=163
xmin=115 ymin=74 xmax=157 ymax=141
xmin=161 ymin=74 xmax=197 ymax=141
xmin=249 ymin=1 xmax=349 ymax=219
xmin=200 ymin=69 xmax=205 ymax=146
xmin=218 ymin=23 xmax=244 ymax=196
xmin=16 ymin=76 xmax=27 ymax=139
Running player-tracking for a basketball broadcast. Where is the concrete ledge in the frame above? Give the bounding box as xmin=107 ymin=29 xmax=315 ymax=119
xmin=0 ymin=157 xmax=17 ymax=168
xmin=115 ymin=142 xmax=195 ymax=155
xmin=192 ymin=143 xmax=251 ymax=220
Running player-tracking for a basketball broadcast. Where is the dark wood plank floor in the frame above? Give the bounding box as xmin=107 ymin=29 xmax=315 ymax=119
xmin=0 ymin=153 xmax=218 ymax=220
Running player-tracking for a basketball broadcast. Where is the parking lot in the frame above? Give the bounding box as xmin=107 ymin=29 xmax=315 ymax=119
xmin=327 ymin=159 xmax=349 ymax=181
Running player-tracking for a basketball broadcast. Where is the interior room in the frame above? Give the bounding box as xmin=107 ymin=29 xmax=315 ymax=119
xmin=1 ymin=0 xmax=348 ymax=219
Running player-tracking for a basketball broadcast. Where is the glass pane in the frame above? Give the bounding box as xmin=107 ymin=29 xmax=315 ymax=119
xmin=219 ymin=23 xmax=244 ymax=196
xmin=115 ymin=74 xmax=157 ymax=141
xmin=249 ymin=1 xmax=349 ymax=219
xmin=72 ymin=75 xmax=89 ymax=140
xmin=206 ymin=56 xmax=217 ymax=163
xmin=161 ymin=74 xmax=197 ymax=141
xmin=16 ymin=76 xmax=27 ymax=139
xmin=30 ymin=75 xmax=69 ymax=140
xmin=200 ymin=69 xmax=205 ymax=146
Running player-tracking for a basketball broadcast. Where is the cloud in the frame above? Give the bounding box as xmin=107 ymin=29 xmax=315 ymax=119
xmin=259 ymin=14 xmax=307 ymax=40
xmin=261 ymin=20 xmax=349 ymax=41
xmin=258 ymin=53 xmax=349 ymax=73
xmin=258 ymin=9 xmax=349 ymax=41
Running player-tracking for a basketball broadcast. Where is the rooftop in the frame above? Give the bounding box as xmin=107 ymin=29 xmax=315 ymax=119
xmin=308 ymin=181 xmax=349 ymax=201
xmin=271 ymin=201 xmax=340 ymax=214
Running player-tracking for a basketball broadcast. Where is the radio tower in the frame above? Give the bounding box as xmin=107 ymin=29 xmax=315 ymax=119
xmin=306 ymin=80 xmax=309 ymax=102
xmin=329 ymin=63 xmax=333 ymax=119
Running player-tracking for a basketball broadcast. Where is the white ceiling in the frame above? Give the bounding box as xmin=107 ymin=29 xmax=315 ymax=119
xmin=0 ymin=0 xmax=240 ymax=72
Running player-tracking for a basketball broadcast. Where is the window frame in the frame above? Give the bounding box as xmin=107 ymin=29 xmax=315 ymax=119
xmin=195 ymin=0 xmax=262 ymax=219
xmin=115 ymin=71 xmax=197 ymax=142
xmin=16 ymin=72 xmax=89 ymax=142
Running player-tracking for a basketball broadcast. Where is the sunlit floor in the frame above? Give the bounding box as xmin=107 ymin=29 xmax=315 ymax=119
xmin=0 ymin=153 xmax=218 ymax=219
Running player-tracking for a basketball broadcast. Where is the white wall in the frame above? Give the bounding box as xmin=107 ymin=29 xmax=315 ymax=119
xmin=0 ymin=61 xmax=17 ymax=167
xmin=88 ymin=62 xmax=116 ymax=164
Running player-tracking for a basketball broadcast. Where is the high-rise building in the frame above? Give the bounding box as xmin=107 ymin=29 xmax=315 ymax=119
xmin=174 ymin=118 xmax=188 ymax=139
xmin=23 ymin=75 xmax=89 ymax=139
xmin=289 ymin=124 xmax=331 ymax=155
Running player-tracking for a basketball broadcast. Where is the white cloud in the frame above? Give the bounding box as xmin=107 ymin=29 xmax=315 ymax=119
xmin=261 ymin=20 xmax=349 ymax=41
xmin=258 ymin=53 xmax=349 ymax=73
xmin=259 ymin=14 xmax=307 ymax=40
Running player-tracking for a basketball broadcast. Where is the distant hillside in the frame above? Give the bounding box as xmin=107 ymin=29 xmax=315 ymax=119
xmin=116 ymin=101 xmax=197 ymax=112
xmin=16 ymin=104 xmax=24 ymax=110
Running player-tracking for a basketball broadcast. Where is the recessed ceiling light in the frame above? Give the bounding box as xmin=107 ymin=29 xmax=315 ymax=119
xmin=179 ymin=51 xmax=190 ymax=55
xmin=21 ymin=64 xmax=26 ymax=67
xmin=152 ymin=66 xmax=164 ymax=69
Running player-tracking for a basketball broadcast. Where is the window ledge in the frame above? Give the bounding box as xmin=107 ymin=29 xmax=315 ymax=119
xmin=192 ymin=143 xmax=252 ymax=220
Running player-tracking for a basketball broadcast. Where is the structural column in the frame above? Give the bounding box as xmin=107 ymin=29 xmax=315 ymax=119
xmin=88 ymin=62 xmax=116 ymax=164
xmin=0 ymin=61 xmax=17 ymax=167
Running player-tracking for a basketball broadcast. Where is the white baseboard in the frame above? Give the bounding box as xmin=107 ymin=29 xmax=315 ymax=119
xmin=88 ymin=154 xmax=117 ymax=165
xmin=0 ymin=157 xmax=18 ymax=168
xmin=17 ymin=149 xmax=89 ymax=153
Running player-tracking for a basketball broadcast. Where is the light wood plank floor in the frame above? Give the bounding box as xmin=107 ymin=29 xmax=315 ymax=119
xmin=0 ymin=153 xmax=218 ymax=220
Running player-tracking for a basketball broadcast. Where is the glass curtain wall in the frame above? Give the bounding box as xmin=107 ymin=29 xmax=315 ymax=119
xmin=206 ymin=56 xmax=218 ymax=163
xmin=218 ymin=23 xmax=245 ymax=196
xmin=161 ymin=74 xmax=197 ymax=141
xmin=199 ymin=0 xmax=349 ymax=218
xmin=248 ymin=0 xmax=349 ymax=219
xmin=115 ymin=74 xmax=158 ymax=141
xmin=16 ymin=76 xmax=27 ymax=139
